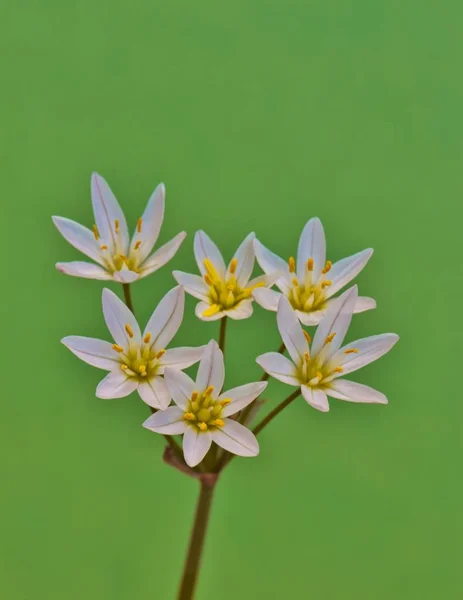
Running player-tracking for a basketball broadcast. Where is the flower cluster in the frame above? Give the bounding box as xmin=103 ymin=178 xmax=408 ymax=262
xmin=55 ymin=173 xmax=399 ymax=470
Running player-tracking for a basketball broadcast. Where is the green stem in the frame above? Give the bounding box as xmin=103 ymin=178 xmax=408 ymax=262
xmin=253 ymin=388 xmax=301 ymax=436
xmin=218 ymin=317 xmax=227 ymax=354
xmin=122 ymin=283 xmax=135 ymax=314
xmin=177 ymin=481 xmax=216 ymax=600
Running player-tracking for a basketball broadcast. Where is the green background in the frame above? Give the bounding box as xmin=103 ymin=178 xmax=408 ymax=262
xmin=1 ymin=1 xmax=460 ymax=598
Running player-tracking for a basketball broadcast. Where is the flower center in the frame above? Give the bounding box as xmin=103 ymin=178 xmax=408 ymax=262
xmin=201 ymin=258 xmax=264 ymax=317
xmin=183 ymin=387 xmax=231 ymax=431
xmin=93 ymin=218 xmax=145 ymax=275
xmin=297 ymin=331 xmax=346 ymax=386
xmin=287 ymin=256 xmax=332 ymax=313
xmin=113 ymin=330 xmax=165 ymax=380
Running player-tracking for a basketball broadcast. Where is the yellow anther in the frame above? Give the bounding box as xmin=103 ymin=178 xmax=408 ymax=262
xmin=125 ymin=324 xmax=134 ymax=338
xmin=93 ymin=225 xmax=100 ymax=240
xmin=204 ymin=386 xmax=214 ymax=396
xmin=229 ymin=258 xmax=238 ymax=274
xmin=144 ymin=333 xmax=151 ymax=344
xmin=100 ymin=244 xmax=108 ymax=251
xmin=317 ymin=371 xmax=323 ymax=381
xmin=112 ymin=344 xmax=124 ymax=353
xmin=121 ymin=364 xmax=128 ymax=370
xmin=334 ymin=367 xmax=344 ymax=373
xmin=304 ymin=351 xmax=311 ymax=364
xmin=204 ymin=274 xmax=213 ymax=286
xmin=220 ymin=398 xmax=232 ymax=406
xmin=191 ymin=391 xmax=199 ymax=402
xmin=344 ymin=348 xmax=359 ymax=354
xmin=198 ymin=422 xmax=208 ymax=431
xmin=321 ymin=280 xmax=332 ymax=288
xmin=184 ymin=412 xmax=196 ymax=421
xmin=322 ymin=260 xmax=332 ymax=274
xmin=137 ymin=218 xmax=143 ymax=233
xmin=115 ymin=219 xmax=120 ymax=233
xmin=288 ymin=256 xmax=296 ymax=273
xmin=303 ymin=330 xmax=311 ymax=343
xmin=139 ymin=365 xmax=146 ymax=374
xmin=119 ymin=254 xmax=128 ymax=264
xmin=155 ymin=349 xmax=166 ymax=359
xmin=212 ymin=419 xmax=224 ymax=427
xmin=203 ymin=259 xmax=220 ymax=282
xmin=325 ymin=332 xmax=336 ymax=344
xmin=134 ymin=240 xmax=142 ymax=250
xmin=292 ymin=278 xmax=299 ymax=287
xmin=202 ymin=304 xmax=221 ymax=317
xmin=307 ymin=258 xmax=314 ymax=271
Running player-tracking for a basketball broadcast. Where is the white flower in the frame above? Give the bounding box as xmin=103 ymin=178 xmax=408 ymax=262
xmin=62 ymin=286 xmax=203 ymax=409
xmin=173 ymin=231 xmax=275 ymax=321
xmin=143 ymin=340 xmax=266 ymax=467
xmin=253 ymin=217 xmax=376 ymax=325
xmin=53 ymin=172 xmax=186 ymax=282
xmin=256 ymin=287 xmax=398 ymax=412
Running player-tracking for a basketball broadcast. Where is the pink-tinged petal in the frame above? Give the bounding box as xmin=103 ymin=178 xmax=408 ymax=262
xmin=225 ymin=300 xmax=254 ymax=320
xmin=325 ymin=249 xmax=373 ymax=298
xmin=255 ymin=352 xmax=300 ymax=386
xmin=91 ymin=172 xmax=129 ymax=252
xmin=144 ymin=286 xmax=184 ymax=350
xmin=173 ymin=271 xmax=209 ymax=301
xmin=143 ymin=407 xmax=187 ymax=435
xmin=196 ymin=340 xmax=224 ymax=393
xmin=253 ymin=288 xmax=281 ymax=311
xmin=52 ymin=216 xmax=104 ymax=265
xmin=195 ymin=301 xmax=225 ymax=321
xmin=112 ymin=266 xmax=139 ymax=284
xmin=102 ymin=288 xmax=141 ymax=347
xmin=160 ymin=346 xmax=204 ymax=371
xmin=183 ymin=428 xmax=212 ymax=467
xmin=138 ymin=376 xmax=171 ymax=409
xmin=61 ymin=336 xmax=119 ymax=370
xmin=311 ymin=286 xmax=357 ymax=361
xmin=301 ymin=386 xmax=329 ymax=412
xmin=296 ymin=309 xmax=326 ymax=326
xmin=96 ymin=370 xmax=138 ymax=399
xmin=220 ymin=381 xmax=268 ymax=417
xmin=329 ymin=333 xmax=399 ymax=377
xmin=194 ymin=230 xmax=226 ymax=277
xmin=276 ymin=296 xmax=309 ymax=365
xmin=226 ymin=232 xmax=255 ymax=287
xmin=296 ymin=218 xmax=326 ymax=282
xmin=253 ymin=238 xmax=291 ymax=293
xmin=164 ymin=368 xmax=196 ymax=410
xmin=130 ymin=183 xmax=165 ymax=262
xmin=56 ymin=261 xmax=112 ymax=280
xmin=139 ymin=232 xmax=186 ymax=278
xmin=211 ymin=420 xmax=259 ymax=457
xmin=326 ymin=379 xmax=388 ymax=404
xmin=354 ymin=296 xmax=376 ymax=313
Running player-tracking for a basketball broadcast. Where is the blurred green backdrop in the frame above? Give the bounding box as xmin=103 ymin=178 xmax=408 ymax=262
xmin=0 ymin=1 xmax=460 ymax=598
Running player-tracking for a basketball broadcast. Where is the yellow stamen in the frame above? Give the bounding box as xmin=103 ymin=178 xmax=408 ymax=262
xmin=292 ymin=278 xmax=299 ymax=287
xmin=322 ymin=260 xmax=332 ymax=274
xmin=139 ymin=364 xmax=147 ymax=374
xmin=344 ymin=348 xmax=359 ymax=354
xmin=303 ymin=330 xmax=311 ymax=343
xmin=317 ymin=371 xmax=323 ymax=381
xmin=203 ymin=259 xmax=220 ymax=283
xmin=125 ymin=324 xmax=134 ymax=338
xmin=115 ymin=219 xmax=120 ymax=233
xmin=288 ymin=256 xmax=296 ymax=273
xmin=121 ymin=364 xmax=128 ymax=370
xmin=220 ymin=398 xmax=232 ymax=406
xmin=204 ymin=386 xmax=214 ymax=396
xmin=112 ymin=344 xmax=124 ymax=353
xmin=202 ymin=304 xmax=221 ymax=317
xmin=212 ymin=419 xmax=224 ymax=427
xmin=137 ymin=218 xmax=143 ymax=233
xmin=304 ymin=351 xmax=311 ymax=364
xmin=93 ymin=225 xmax=100 ymax=240
xmin=184 ymin=412 xmax=195 ymax=421
xmin=204 ymin=274 xmax=213 ymax=286
xmin=134 ymin=240 xmax=142 ymax=250
xmin=321 ymin=280 xmax=332 ymax=288
xmin=334 ymin=367 xmax=343 ymax=373
xmin=144 ymin=333 xmax=151 ymax=344
xmin=191 ymin=392 xmax=199 ymax=402
xmin=155 ymin=349 xmax=166 ymax=359
xmin=229 ymin=258 xmax=238 ymax=274
xmin=100 ymin=244 xmax=108 ymax=250
xmin=119 ymin=254 xmax=128 ymax=264
xmin=307 ymin=257 xmax=314 ymax=271
xmin=198 ymin=422 xmax=208 ymax=431
xmin=325 ymin=332 xmax=336 ymax=344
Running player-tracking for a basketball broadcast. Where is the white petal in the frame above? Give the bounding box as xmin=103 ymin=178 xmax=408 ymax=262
xmin=138 ymin=376 xmax=171 ymax=409
xmin=329 ymin=333 xmax=399 ymax=377
xmin=253 ymin=238 xmax=288 ymax=277
xmin=160 ymin=346 xmax=204 ymax=371
xmin=227 ymin=232 xmax=255 ymax=286
xmin=56 ymin=261 xmax=112 ymax=280
xmin=225 ymin=300 xmax=254 ymax=320
xmin=219 ymin=382 xmax=268 ymax=417
xmin=143 ymin=407 xmax=187 ymax=434
xmin=102 ymin=288 xmax=141 ymax=347
xmin=301 ymin=385 xmax=329 ymax=412
xmin=354 ymin=296 xmax=376 ymax=313
xmin=195 ymin=301 xmax=225 ymax=321
xmin=211 ymin=419 xmax=259 ymax=457
xmin=276 ymin=296 xmax=309 ymax=365
xmin=327 ymin=379 xmax=388 ymax=404
xmin=130 ymin=183 xmax=165 ymax=262
xmin=325 ymin=249 xmax=373 ymax=298
xmin=196 ymin=340 xmax=224 ymax=393
xmin=144 ymin=286 xmax=184 ymax=350
xmin=164 ymin=368 xmax=196 ymax=410
xmin=194 ymin=230 xmax=226 ymax=277
xmin=247 ymin=272 xmax=281 ymax=288
xmin=113 ymin=267 xmax=139 ymax=284
xmin=255 ymin=352 xmax=300 ymax=386
xmin=139 ymin=232 xmax=186 ymax=278
xmin=52 ymin=217 xmax=104 ymax=265
xmin=91 ymin=172 xmax=129 ymax=252
xmin=173 ymin=271 xmax=209 ymax=301
xmin=296 ymin=218 xmax=326 ymax=282
xmin=183 ymin=428 xmax=212 ymax=467
xmin=253 ymin=287 xmax=281 ymax=311
xmin=311 ymin=286 xmax=357 ymax=361
xmin=96 ymin=370 xmax=138 ymax=399
xmin=296 ymin=309 xmax=326 ymax=326
xmin=61 ymin=336 xmax=119 ymax=370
